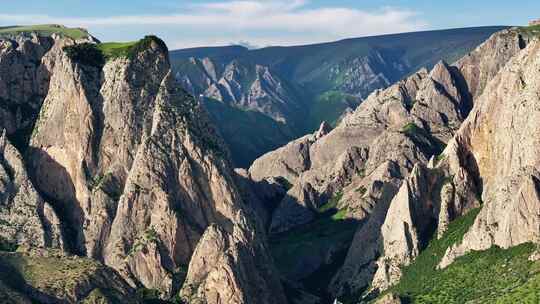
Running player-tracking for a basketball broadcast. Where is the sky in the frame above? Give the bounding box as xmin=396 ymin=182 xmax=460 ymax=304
xmin=0 ymin=0 xmax=539 ymax=49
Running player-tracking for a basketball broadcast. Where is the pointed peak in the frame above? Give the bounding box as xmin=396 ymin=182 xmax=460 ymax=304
xmin=430 ymin=60 xmax=452 ymax=77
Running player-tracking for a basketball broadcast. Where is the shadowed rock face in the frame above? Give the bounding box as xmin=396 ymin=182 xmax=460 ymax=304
xmin=0 ymin=131 xmax=63 ymax=251
xmin=0 ymin=34 xmax=54 ymax=150
xmin=1 ymin=32 xmax=287 ymax=303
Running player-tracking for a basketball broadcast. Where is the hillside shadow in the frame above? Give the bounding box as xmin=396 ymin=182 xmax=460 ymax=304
xmin=0 ymin=254 xmax=64 ymax=303
xmin=268 ymin=196 xmax=361 ymax=302
xmin=26 ymin=147 xmax=86 ymax=256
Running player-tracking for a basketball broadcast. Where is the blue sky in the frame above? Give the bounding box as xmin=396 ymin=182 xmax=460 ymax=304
xmin=1 ymin=0 xmax=539 ymax=49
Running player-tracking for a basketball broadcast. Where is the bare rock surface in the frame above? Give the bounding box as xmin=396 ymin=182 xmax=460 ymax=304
xmin=0 ymin=130 xmax=62 ymax=250
xmin=0 ymin=34 xmax=54 ymax=149
xmin=239 ymin=28 xmax=530 ymax=299
xmin=180 ymin=223 xmax=287 ymax=304
xmin=439 ymin=38 xmax=540 ymax=268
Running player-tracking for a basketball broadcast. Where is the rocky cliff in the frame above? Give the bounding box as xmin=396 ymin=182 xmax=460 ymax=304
xmin=437 ymin=35 xmax=540 ymax=269
xmin=0 ymin=27 xmax=287 ymax=303
xmin=328 ymin=28 xmax=528 ymax=298
xmin=245 ymin=27 xmax=532 ymax=301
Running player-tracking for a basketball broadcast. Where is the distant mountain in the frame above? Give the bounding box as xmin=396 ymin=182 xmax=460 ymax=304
xmin=170 ymin=26 xmax=507 ymax=167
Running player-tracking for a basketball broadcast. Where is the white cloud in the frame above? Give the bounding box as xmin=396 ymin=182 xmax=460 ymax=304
xmin=0 ymin=1 xmax=429 ymax=48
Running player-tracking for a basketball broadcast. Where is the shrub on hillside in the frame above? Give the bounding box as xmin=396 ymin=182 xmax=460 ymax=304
xmin=63 ymin=43 xmax=105 ymax=68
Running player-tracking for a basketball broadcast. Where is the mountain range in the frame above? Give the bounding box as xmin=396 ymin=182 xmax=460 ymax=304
xmin=1 ymin=22 xmax=540 ymax=304
xmin=171 ymin=26 xmax=506 ymax=167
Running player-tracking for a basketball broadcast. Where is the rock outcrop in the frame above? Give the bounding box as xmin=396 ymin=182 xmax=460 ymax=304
xmin=437 ymin=38 xmax=540 ymax=268
xmin=231 ymin=28 xmax=529 ymax=299
xmin=259 ymin=59 xmax=467 ymax=236
xmin=0 ymin=33 xmax=54 ymax=150
xmin=1 ymin=31 xmax=287 ymax=303
xmin=179 ymin=58 xmax=303 ymax=126
xmin=180 ymin=223 xmax=287 ymax=304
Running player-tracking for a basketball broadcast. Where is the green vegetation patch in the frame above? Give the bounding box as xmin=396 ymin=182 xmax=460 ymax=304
xmin=393 ymin=243 xmax=540 ymax=304
xmin=82 ymin=288 xmax=128 ymax=304
xmin=127 ymin=227 xmax=159 ymax=258
xmin=0 ymin=249 xmax=102 ymax=297
xmin=97 ymin=35 xmax=168 ymax=60
xmin=203 ymin=97 xmax=295 ymax=167
xmin=387 ymin=208 xmax=481 ymax=300
xmin=63 ymin=35 xmax=168 ymax=68
xmin=0 ymin=236 xmax=18 ymax=252
xmin=400 ymin=122 xmax=446 ymax=156
xmin=317 ymin=191 xmax=344 ymax=214
xmin=97 ymin=41 xmax=138 ymax=59
xmin=0 ymin=24 xmax=89 ymax=39
xmin=355 ymin=186 xmax=367 ymax=195
xmin=366 ymin=208 xmax=540 ymax=303
xmin=401 ymin=122 xmax=422 ymax=134
xmin=518 ymin=25 xmax=540 ymax=38
xmin=89 ymin=172 xmax=112 ymax=192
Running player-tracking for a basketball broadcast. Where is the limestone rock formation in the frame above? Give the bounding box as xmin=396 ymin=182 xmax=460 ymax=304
xmin=438 ymin=38 xmax=540 ymax=268
xmin=180 ymin=58 xmax=303 ymax=126
xmin=257 ymin=60 xmax=461 ymax=236
xmin=0 ymin=31 xmax=287 ymax=303
xmin=0 ymin=130 xmax=63 ymax=250
xmin=180 ymin=224 xmax=287 ymax=304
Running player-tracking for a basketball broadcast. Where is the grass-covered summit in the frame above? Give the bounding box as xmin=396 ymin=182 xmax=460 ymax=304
xmin=362 ymin=208 xmax=540 ymax=304
xmin=0 ymin=24 xmax=90 ymax=39
xmin=62 ymin=35 xmax=168 ymax=67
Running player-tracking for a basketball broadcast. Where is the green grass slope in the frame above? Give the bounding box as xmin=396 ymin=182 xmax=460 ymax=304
xmin=518 ymin=24 xmax=540 ymax=39
xmin=361 ymin=208 xmax=540 ymax=304
xmin=0 ymin=248 xmax=132 ymax=303
xmin=0 ymin=24 xmax=89 ymax=39
xmin=307 ymin=91 xmax=361 ymax=130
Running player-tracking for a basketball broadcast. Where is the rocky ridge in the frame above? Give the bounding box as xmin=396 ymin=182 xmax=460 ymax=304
xmin=2 ymin=24 xmax=539 ymax=304
xmin=172 ymin=27 xmax=505 ymax=167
